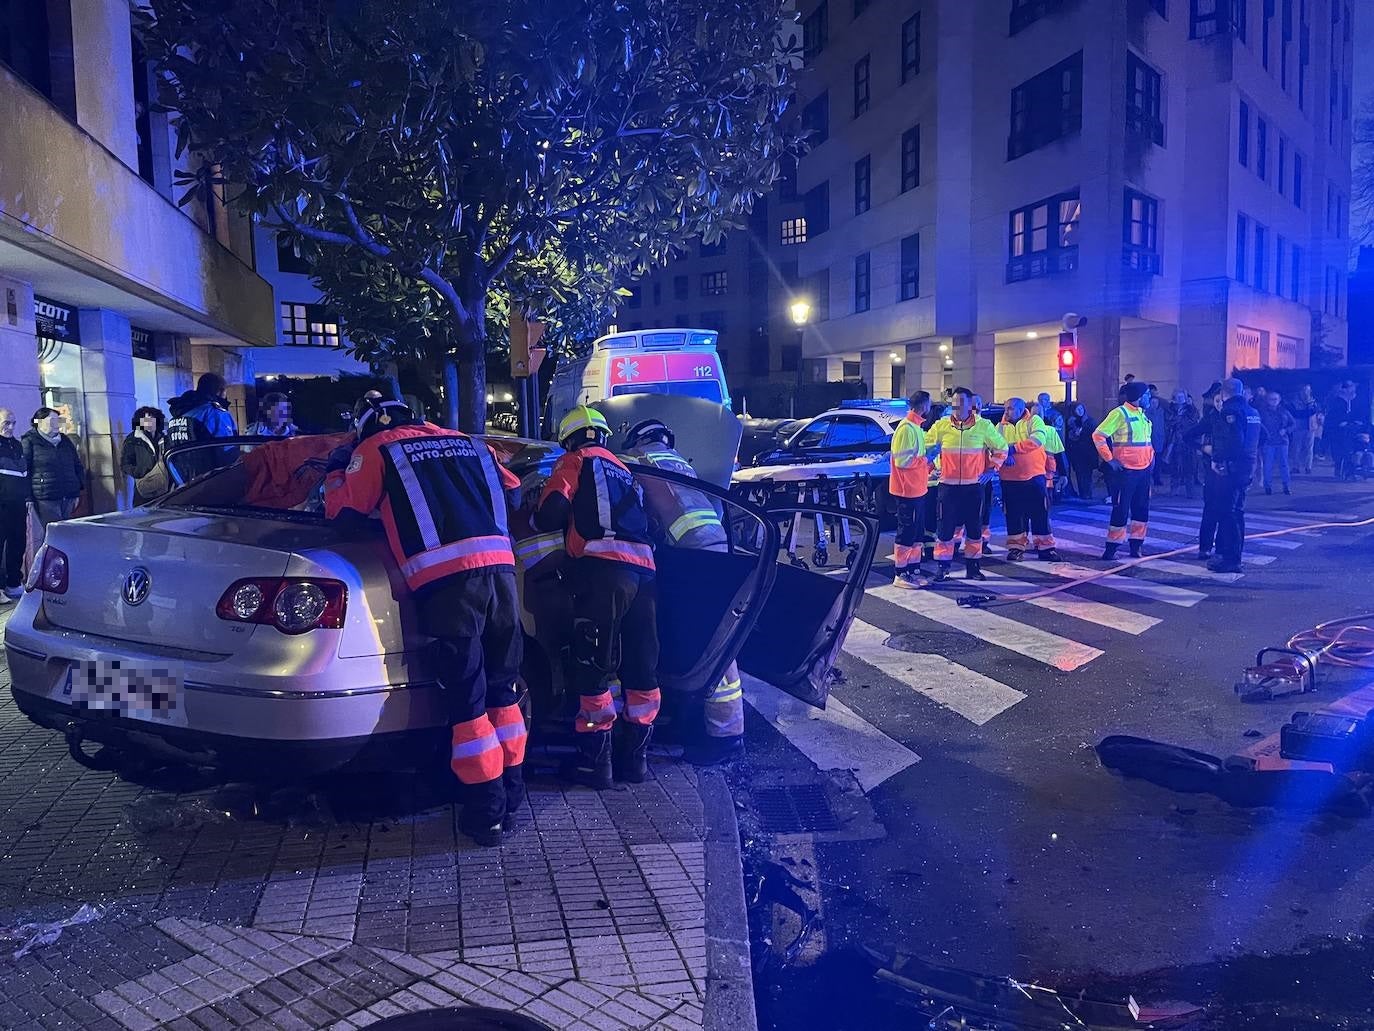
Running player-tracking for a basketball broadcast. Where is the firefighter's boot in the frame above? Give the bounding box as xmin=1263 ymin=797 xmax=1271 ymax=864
xmin=613 ymin=723 xmax=654 ymax=784
xmin=561 ymin=730 xmax=613 ymax=790
xmin=458 ymin=778 xmax=506 ymax=848
xmin=501 ymin=765 xmax=526 ymax=831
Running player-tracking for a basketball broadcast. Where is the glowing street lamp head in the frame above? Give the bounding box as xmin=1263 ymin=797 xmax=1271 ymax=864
xmin=788 ymin=298 xmax=812 ymax=326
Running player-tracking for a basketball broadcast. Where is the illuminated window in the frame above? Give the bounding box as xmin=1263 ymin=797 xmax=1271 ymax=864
xmin=1007 ymin=190 xmax=1081 ymax=282
xmin=781 ymin=217 xmax=808 ymax=245
xmin=280 ymin=302 xmax=341 ymax=347
xmin=700 ymin=271 xmax=728 ymax=296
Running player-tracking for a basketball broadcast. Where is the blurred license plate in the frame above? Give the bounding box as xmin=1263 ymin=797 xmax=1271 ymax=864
xmin=63 ymin=660 xmax=183 ymax=722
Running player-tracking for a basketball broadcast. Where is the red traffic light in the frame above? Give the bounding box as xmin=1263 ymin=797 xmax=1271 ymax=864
xmin=1058 ymin=347 xmax=1076 ymax=368
xmin=1057 ymin=332 xmax=1077 ymax=382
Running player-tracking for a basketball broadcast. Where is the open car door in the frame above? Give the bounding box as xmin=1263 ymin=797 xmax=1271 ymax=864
xmin=627 ymin=464 xmax=780 ymax=697
xmin=733 ymin=504 xmax=879 ymax=708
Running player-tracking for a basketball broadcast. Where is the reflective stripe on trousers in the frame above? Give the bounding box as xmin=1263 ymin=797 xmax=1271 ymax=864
xmin=705 ymin=671 xmax=744 ymax=739
xmin=624 ymin=688 xmax=661 ymax=726
xmin=487 ymin=703 xmax=527 ymax=767
xmin=451 ymin=715 xmax=503 ymax=784
xmin=576 ymin=691 xmax=617 ymax=733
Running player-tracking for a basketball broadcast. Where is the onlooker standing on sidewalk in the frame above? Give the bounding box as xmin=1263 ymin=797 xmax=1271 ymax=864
xmin=119 ymin=406 xmax=166 ymax=506
xmin=1288 ymin=384 xmax=1319 ymax=475
xmin=1184 ymin=384 xmax=1225 ymax=560
xmin=24 ymin=407 xmax=84 ymax=532
xmin=1257 ymin=391 xmax=1296 ymax=495
xmin=1065 ymin=403 xmax=1098 ymax=500
xmin=0 ymin=410 xmax=27 ymax=600
xmin=1163 ymin=389 xmax=1200 ymax=497
xmin=1208 ymin=378 xmax=1261 ymax=573
xmin=1326 ymin=381 xmax=1358 ymax=479
xmin=167 ymin=373 xmax=239 ymax=481
xmin=1145 ymin=387 xmax=1167 ymax=486
xmin=248 ymin=392 xmax=298 ymax=438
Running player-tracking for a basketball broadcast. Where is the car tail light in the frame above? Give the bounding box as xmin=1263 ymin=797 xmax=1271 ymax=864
xmin=216 ymin=578 xmax=347 ymax=634
xmin=27 ymin=545 xmax=68 ymax=594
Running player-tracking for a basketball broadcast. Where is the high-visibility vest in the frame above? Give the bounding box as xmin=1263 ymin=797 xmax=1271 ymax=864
xmin=540 ymin=446 xmax=656 ymax=570
xmin=623 ymin=445 xmax=727 ymax=549
xmin=927 ymin=416 xmax=1008 ymax=485
xmin=998 ymin=412 xmax=1050 ymax=481
xmin=889 ymin=413 xmax=930 ymax=498
xmin=1092 ymin=404 xmax=1155 ymax=470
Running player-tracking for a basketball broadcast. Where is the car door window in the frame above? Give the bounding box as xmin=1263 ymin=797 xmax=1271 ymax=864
xmin=792 ymin=417 xmax=834 ymax=449
xmin=822 ymin=416 xmax=879 ymax=449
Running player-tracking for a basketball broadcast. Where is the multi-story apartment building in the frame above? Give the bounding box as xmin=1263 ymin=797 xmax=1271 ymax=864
xmin=792 ymin=0 xmax=1355 ymax=412
xmin=0 ymin=0 xmax=274 ymax=510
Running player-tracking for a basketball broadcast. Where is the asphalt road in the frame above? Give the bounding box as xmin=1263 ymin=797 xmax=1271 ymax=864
xmin=737 ymin=472 xmax=1374 ymax=1030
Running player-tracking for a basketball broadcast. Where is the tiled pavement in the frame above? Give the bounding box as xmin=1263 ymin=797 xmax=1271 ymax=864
xmin=0 ymin=656 xmax=754 ymax=1030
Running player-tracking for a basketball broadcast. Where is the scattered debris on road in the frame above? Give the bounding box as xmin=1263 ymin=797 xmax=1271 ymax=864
xmin=0 ymin=902 xmax=106 ymax=959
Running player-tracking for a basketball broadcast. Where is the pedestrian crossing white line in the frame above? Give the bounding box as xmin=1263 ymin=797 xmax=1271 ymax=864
xmin=1039 ymin=561 xmax=1206 ymax=607
xmin=1052 ymin=510 xmax=1303 ymax=549
xmin=978 ymin=569 xmax=1162 ymax=635
xmin=1044 ymin=528 xmax=1249 ymax=581
xmin=1048 ymin=524 xmax=1277 ymax=566
xmin=743 ymin=673 xmax=921 ymax=792
xmin=838 ymin=621 xmax=1027 ymax=725
xmin=866 ymin=582 xmax=1104 ymax=672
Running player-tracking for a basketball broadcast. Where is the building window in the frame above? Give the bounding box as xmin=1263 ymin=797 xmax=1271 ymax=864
xmin=1122 ymin=189 xmax=1161 ymax=275
xmin=804 ymin=181 xmax=830 ymax=237
xmin=802 ymin=92 xmax=830 ymax=146
xmin=803 ymin=2 xmax=828 ymax=63
xmin=853 ymin=55 xmax=870 ymax=118
xmin=1278 ymin=137 xmax=1288 ymax=196
xmin=1256 ymin=117 xmax=1268 ymax=180
xmin=1238 ymin=100 xmax=1249 ymax=167
xmin=1253 ymin=224 xmax=1268 ymax=291
xmin=1262 ymin=0 xmax=1272 ymax=68
xmin=1008 ymin=52 xmax=1084 ymax=160
xmin=854 ymin=156 xmax=871 ymax=215
xmin=699 ymin=238 xmax=726 ymax=258
xmin=1007 ymin=189 xmax=1081 ymax=282
xmin=842 ymin=359 xmax=861 ymax=380
xmin=1280 ymin=0 xmax=1292 ymax=90
xmin=901 ymin=125 xmax=921 ymax=192
xmin=700 ymin=271 xmax=728 ymax=296
xmin=781 ymin=217 xmax=808 ymax=246
xmin=673 ymin=275 xmax=688 ymax=301
xmin=275 ymin=235 xmax=312 ymax=274
xmin=1126 ymin=53 xmax=1165 ymax=146
xmin=1290 ymin=245 xmax=1303 ymax=302
xmin=1235 ymin=213 xmax=1248 ymax=283
xmin=900 ymin=234 xmax=920 ymax=301
xmin=1190 ymin=0 xmax=1230 ymax=37
xmin=853 ymin=253 xmax=870 ymax=313
xmin=1276 ymin=236 xmax=1287 ymax=295
xmin=1010 ymin=0 xmax=1068 ymax=35
xmin=280 ymin=303 xmax=341 ymax=347
xmin=0 ymin=3 xmax=54 ymax=100
xmin=1326 ymin=183 xmax=1336 ymax=232
xmin=900 ymin=14 xmax=920 ymax=83
xmin=1152 ymin=0 xmax=1168 ymax=16
xmin=1293 ymin=152 xmax=1304 ymax=207
xmin=131 ymin=34 xmax=157 ymax=186
xmin=1324 ymin=266 xmax=1340 ymax=316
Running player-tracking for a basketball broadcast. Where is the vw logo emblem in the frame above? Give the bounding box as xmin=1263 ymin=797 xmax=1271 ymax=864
xmin=122 ymin=568 xmax=151 ymax=607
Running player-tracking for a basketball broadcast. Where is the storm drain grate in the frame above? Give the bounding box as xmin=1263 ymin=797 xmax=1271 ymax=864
xmin=752 ymin=785 xmax=842 ymax=834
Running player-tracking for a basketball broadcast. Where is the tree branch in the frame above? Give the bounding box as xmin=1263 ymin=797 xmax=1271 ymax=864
xmin=271 ymin=202 xmax=355 ymax=249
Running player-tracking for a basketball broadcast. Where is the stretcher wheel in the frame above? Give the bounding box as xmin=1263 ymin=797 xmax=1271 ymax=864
xmin=845 ymin=547 xmax=858 ymax=569
xmin=789 ymin=556 xmax=810 ymax=570
xmin=813 ymin=548 xmax=828 ymax=567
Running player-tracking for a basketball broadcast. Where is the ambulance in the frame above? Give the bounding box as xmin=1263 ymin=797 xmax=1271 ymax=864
xmin=542 ymin=327 xmax=731 ymax=439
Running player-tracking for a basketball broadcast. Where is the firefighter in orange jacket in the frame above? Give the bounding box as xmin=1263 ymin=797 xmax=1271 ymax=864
xmin=1093 ymin=381 xmax=1156 ymax=559
xmin=324 ymin=397 xmax=523 ymax=848
xmin=997 ymin=398 xmax=1062 ymax=563
xmin=926 ymin=387 xmax=1008 ymax=582
xmin=535 ymin=406 xmax=660 ymax=789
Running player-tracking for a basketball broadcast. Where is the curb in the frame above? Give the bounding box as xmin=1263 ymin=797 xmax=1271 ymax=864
xmin=698 ymin=769 xmax=758 ymax=1031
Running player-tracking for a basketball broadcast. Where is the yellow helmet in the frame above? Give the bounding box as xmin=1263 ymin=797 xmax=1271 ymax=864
xmin=558 ymin=405 xmax=610 ymax=449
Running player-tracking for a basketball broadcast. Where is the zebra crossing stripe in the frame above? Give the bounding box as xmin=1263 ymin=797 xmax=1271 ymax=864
xmin=839 ymin=621 xmax=1027 ymax=725
xmin=977 ymin=569 xmax=1162 ymax=635
xmin=1039 ymin=561 xmax=1205 ymax=607
xmin=1053 ymin=510 xmax=1303 ymax=549
xmin=866 ymin=583 xmax=1104 ymax=672
xmin=742 ymin=673 xmax=920 ymax=791
xmin=1044 ymin=528 xmax=1250 ymax=580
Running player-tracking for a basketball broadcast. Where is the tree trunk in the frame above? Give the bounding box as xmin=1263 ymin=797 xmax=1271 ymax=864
xmin=454 ymin=350 xmax=486 ymax=433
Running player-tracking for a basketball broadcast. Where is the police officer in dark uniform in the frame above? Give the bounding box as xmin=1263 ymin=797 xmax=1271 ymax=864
xmin=1184 ymin=382 xmax=1223 ymax=561
xmin=1207 ymin=378 xmax=1261 ymax=574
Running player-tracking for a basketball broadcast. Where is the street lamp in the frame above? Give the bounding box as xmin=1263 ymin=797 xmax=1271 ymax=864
xmin=788 ymin=298 xmax=812 ymax=326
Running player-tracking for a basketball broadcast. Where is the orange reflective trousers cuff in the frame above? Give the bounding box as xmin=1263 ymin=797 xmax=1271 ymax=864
xmin=575 ymin=691 xmax=617 ymax=734
xmin=1128 ymin=521 xmax=1148 ymax=541
xmin=451 ymin=715 xmax=503 ymax=785
xmin=624 ymin=689 xmax=661 ymax=726
xmin=487 ymin=703 xmax=528 ymax=767
xmin=1106 ymin=525 xmax=1127 ymax=543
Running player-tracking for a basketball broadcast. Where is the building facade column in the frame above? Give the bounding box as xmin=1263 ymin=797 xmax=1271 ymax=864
xmin=952 ymin=332 xmax=995 ymax=399
xmin=1076 ymin=315 xmax=1123 ymax=414
xmin=155 ymin=333 xmax=195 ymax=405
xmin=0 ymin=278 xmax=42 ymax=425
xmin=76 ymin=308 xmax=136 ymax=513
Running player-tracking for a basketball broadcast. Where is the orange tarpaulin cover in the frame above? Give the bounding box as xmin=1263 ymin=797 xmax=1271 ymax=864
xmin=242 ymin=432 xmax=353 ymax=510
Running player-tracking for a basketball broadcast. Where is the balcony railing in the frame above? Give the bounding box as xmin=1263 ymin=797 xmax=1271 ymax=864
xmin=1006 ymin=247 xmax=1079 ymax=283
xmin=1122 ymin=244 xmax=1162 ymax=275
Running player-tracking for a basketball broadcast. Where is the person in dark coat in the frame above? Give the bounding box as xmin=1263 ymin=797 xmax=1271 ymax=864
xmin=1163 ymin=389 xmax=1200 ymax=497
xmin=0 ymin=409 xmax=28 ymax=599
xmin=23 ymin=407 xmax=84 ymax=532
xmin=1065 ymin=403 xmax=1099 ymax=500
xmin=119 ymin=406 xmax=166 ymax=506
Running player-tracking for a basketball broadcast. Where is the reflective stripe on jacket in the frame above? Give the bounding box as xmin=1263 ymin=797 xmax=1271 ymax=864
xmin=623 ymin=446 xmax=727 ymax=549
xmin=1093 ymin=404 xmax=1155 ymax=469
xmin=324 ymin=423 xmax=519 ymax=591
xmin=998 ymin=412 xmax=1050 ymax=481
xmin=889 ymin=413 xmax=929 ymax=498
xmin=540 ymin=446 xmax=656 ymax=571
xmin=927 ymin=416 xmax=1008 ymax=485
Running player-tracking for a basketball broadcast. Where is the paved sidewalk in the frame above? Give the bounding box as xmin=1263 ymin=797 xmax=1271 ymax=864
xmin=0 ymin=658 xmax=755 ymax=1030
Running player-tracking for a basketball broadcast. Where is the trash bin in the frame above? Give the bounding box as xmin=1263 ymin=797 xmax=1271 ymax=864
xmin=370 ymin=1007 xmax=557 ymax=1031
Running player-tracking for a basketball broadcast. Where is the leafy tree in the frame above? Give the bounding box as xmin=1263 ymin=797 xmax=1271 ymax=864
xmin=1354 ymin=96 xmax=1374 ymax=243
xmin=142 ymin=0 xmax=798 ymax=430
